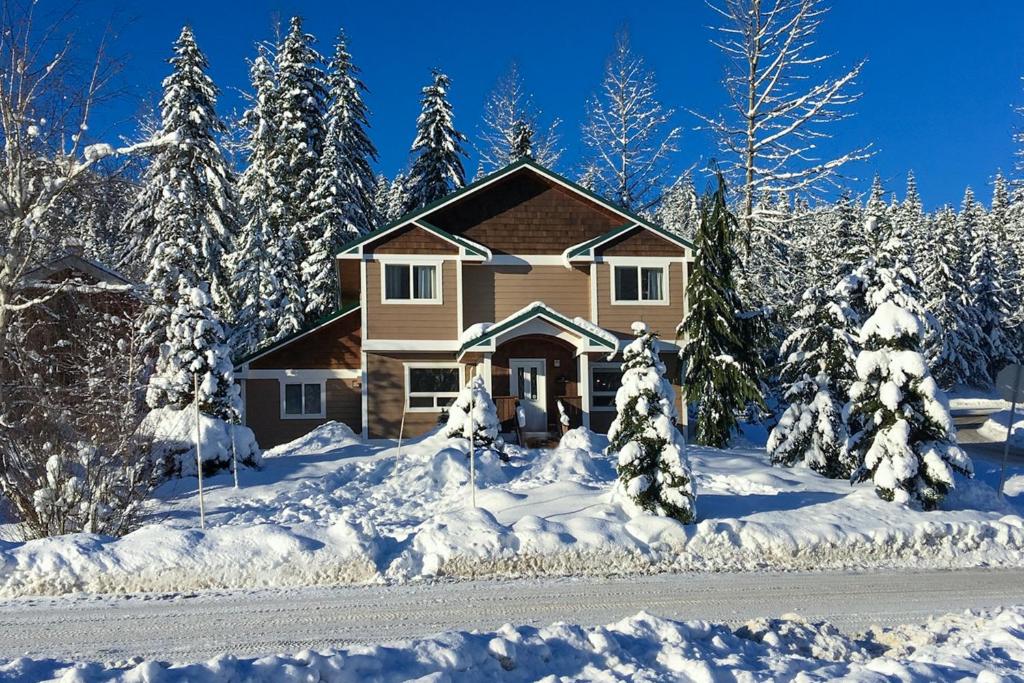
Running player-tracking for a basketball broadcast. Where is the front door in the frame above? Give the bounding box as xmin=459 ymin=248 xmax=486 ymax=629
xmin=510 ymin=358 xmax=546 ymax=433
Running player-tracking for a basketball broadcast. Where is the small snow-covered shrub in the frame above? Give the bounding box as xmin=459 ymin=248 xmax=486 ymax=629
xmin=445 ymin=374 xmax=505 ymax=456
xmin=141 ymin=407 xmax=261 ymax=477
xmin=608 ymin=326 xmax=696 ymax=523
xmin=559 ymin=426 xmax=598 ymax=452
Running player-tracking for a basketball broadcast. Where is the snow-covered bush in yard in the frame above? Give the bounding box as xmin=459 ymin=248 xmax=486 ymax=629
xmin=444 ymin=374 xmax=504 ymax=456
xmin=608 ymin=324 xmax=696 ymax=523
xmin=768 ymin=287 xmax=858 ymax=478
xmin=848 ymin=301 xmax=973 ymax=509
xmin=140 ymin=407 xmax=261 ymax=477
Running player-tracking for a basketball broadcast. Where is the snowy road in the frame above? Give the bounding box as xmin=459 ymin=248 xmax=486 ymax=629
xmin=1 ymin=567 xmax=1022 ymax=662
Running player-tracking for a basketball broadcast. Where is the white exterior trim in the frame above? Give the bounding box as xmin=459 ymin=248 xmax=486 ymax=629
xmin=360 ymin=351 xmax=369 ymax=439
xmin=579 ymin=354 xmax=591 ymax=429
xmin=404 ymin=362 xmax=465 ymax=413
xmin=379 ymin=260 xmax=444 ymax=305
xmin=360 ymin=260 xmax=369 ymax=340
xmin=456 ymin=260 xmax=464 ymax=333
xmin=237 ymin=368 xmax=360 ymax=380
xmin=609 ymin=262 xmax=671 ymax=306
xmin=363 ymin=339 xmax=461 ymax=351
xmin=589 ymin=263 xmax=598 ymax=324
xmin=488 ymin=255 xmax=569 ymax=266
xmin=482 ymin=353 xmax=493 ymax=393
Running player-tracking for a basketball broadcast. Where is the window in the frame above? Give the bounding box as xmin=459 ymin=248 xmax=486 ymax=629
xmin=612 ymin=265 xmax=666 ymax=303
xmin=283 ymin=382 xmax=324 ymax=418
xmin=590 ymin=364 xmax=622 ymax=411
xmin=406 ymin=365 xmax=462 ymax=411
xmin=383 ymin=263 xmax=439 ymax=302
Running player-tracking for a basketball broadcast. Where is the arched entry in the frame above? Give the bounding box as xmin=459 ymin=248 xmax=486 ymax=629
xmin=492 ymin=334 xmax=581 ymax=437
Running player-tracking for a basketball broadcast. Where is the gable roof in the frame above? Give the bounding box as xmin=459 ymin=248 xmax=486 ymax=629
xmin=234 ymin=303 xmax=361 ymax=367
xmin=339 ymin=219 xmax=491 ymax=260
xmin=562 ymin=221 xmax=693 ymax=263
xmin=338 ymin=158 xmax=693 ymax=259
xmin=22 ymin=253 xmax=134 ymax=290
xmin=458 ymin=301 xmax=619 ymax=359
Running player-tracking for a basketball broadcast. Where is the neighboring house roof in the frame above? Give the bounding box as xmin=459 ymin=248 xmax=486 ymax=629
xmin=337 ymin=157 xmax=695 ymax=259
xmin=22 ymin=252 xmax=134 ymax=291
xmin=458 ymin=301 xmax=619 ymax=360
xmin=234 ymin=303 xmax=361 ymax=367
xmin=562 ymin=221 xmax=693 ymax=264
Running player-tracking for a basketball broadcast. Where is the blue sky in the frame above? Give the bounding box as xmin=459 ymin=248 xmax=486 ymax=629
xmin=76 ymin=0 xmax=1024 ymax=210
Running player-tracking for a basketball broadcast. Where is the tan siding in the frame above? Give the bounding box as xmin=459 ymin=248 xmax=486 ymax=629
xmin=365 ymin=260 xmax=458 ymax=340
xmin=244 ymin=378 xmax=362 ymax=448
xmin=365 ymin=351 xmax=463 ymax=439
xmin=595 ymin=262 xmax=686 ymax=339
xmin=251 ymin=313 xmax=361 ymax=370
xmin=462 ymin=264 xmax=590 ymax=326
xmin=597 ymin=227 xmax=688 ymax=257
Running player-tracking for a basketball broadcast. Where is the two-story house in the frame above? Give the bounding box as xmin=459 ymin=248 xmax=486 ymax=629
xmin=235 ymin=159 xmax=693 ymax=447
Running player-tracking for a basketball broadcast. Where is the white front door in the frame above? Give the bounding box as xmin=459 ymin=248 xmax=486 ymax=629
xmin=510 ymin=358 xmax=546 ymax=433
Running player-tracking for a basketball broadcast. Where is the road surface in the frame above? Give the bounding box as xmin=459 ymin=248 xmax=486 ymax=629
xmin=0 ymin=567 xmax=1022 ymax=662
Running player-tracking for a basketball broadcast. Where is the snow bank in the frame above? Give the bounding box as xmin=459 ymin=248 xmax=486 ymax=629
xmin=980 ymin=408 xmax=1024 ymax=447
xmin=4 ymin=607 xmax=1024 ymax=681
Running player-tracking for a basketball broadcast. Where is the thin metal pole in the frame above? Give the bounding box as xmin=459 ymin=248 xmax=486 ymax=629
xmin=469 ymin=399 xmax=476 ymax=509
xmin=194 ymin=373 xmax=206 ymax=530
xmin=998 ymin=365 xmax=1022 ymax=499
xmin=396 ymin=410 xmax=407 ymax=458
xmin=231 ymin=428 xmax=239 ymax=490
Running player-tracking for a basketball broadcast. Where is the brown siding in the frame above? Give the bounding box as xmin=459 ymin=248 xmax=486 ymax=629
xmin=424 ymin=170 xmax=621 ymax=255
xmin=365 ymin=260 xmax=458 ymax=340
xmin=367 ymin=224 xmax=458 ymax=255
xmin=595 ymin=262 xmax=686 ymax=339
xmin=251 ymin=312 xmax=361 ymax=369
xmin=244 ymin=377 xmax=362 ymax=448
xmin=338 ymin=260 xmax=361 ymax=304
xmin=462 ymin=264 xmax=590 ymax=326
xmin=597 ymin=227 xmax=688 ymax=257
xmin=365 ymin=351 xmax=464 ymax=439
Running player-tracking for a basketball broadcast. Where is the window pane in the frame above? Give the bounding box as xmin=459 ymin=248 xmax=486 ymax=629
xmin=436 ymin=395 xmax=457 ymax=408
xmin=592 ymin=369 xmax=622 ymax=393
xmin=412 ymin=265 xmax=436 ymax=299
xmin=529 ymin=367 xmax=538 ymax=400
xmin=409 ymin=367 xmax=460 ymax=393
xmin=385 ymin=264 xmax=410 ymax=299
xmin=303 ymin=383 xmax=321 ymax=415
xmin=409 ymin=395 xmax=434 ymax=408
xmin=593 ymin=395 xmax=617 ymax=408
xmin=284 ymin=384 xmax=303 ymax=415
xmin=641 ymin=268 xmax=663 ymax=300
xmin=516 ymin=367 xmax=525 ymax=399
xmin=615 ymin=266 xmax=639 ymax=301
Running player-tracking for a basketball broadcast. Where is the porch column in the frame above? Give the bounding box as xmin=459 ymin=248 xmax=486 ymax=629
xmin=482 ymin=352 xmax=493 ymax=393
xmin=579 ymin=352 xmax=591 ymax=429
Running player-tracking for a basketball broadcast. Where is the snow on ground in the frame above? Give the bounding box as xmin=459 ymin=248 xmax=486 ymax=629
xmin=947 ymin=385 xmax=1011 ymax=412
xmin=2 ymin=606 xmax=1024 ymax=682
xmin=0 ymin=422 xmax=1022 ymax=598
xmin=979 ymin=407 xmax=1024 ymax=448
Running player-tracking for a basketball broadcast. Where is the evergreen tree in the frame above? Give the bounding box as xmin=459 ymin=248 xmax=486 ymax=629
xmin=405 ymin=69 xmax=468 ymax=212
xmin=968 ymin=186 xmax=1017 ymax=377
xmin=896 ymin=172 xmax=926 ymax=269
xmin=124 ymin=26 xmax=239 ymax=355
xmin=654 ymin=175 xmax=700 ymax=241
xmin=146 ymin=280 xmax=242 ymax=422
xmin=444 ymin=374 xmax=504 ymax=455
xmin=609 ymin=324 xmax=695 ymax=523
xmin=848 ymin=301 xmax=973 ymax=510
xmin=863 ymin=174 xmax=891 ymax=254
xmin=767 ymin=286 xmax=858 ymax=478
xmin=678 ymin=172 xmax=766 ymax=447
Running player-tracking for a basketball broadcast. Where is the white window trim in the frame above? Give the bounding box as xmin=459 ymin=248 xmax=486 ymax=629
xmin=405 ymin=362 xmax=464 ymax=413
xmin=609 ymin=262 xmax=670 ymax=306
xmin=280 ymin=379 xmax=327 ymax=420
xmin=590 ymin=361 xmax=622 ymax=412
xmin=380 ymin=261 xmax=444 ymax=305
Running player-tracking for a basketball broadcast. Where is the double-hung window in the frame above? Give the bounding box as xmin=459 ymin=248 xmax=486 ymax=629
xmin=590 ymin=364 xmax=622 ymax=411
xmin=612 ymin=264 xmax=666 ymax=304
xmin=283 ymin=382 xmax=324 ymax=418
xmin=383 ymin=263 xmax=439 ymax=303
xmin=406 ymin=364 xmax=462 ymax=411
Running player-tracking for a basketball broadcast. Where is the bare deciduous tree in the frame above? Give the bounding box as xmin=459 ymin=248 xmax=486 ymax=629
xmin=582 ymin=30 xmax=680 ymax=212
xmin=476 ymin=62 xmax=562 ymax=174
xmin=698 ymin=0 xmax=872 ymax=239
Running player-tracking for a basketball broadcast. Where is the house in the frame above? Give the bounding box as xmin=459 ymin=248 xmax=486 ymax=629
xmin=236 ymin=159 xmax=694 ymax=447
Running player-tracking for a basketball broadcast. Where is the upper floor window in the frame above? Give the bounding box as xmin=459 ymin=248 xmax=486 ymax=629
xmin=383 ymin=263 xmax=440 ymax=303
xmin=612 ymin=264 xmax=667 ymax=304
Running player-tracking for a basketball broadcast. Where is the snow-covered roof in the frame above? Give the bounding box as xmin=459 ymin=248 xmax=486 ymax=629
xmin=458 ymin=301 xmax=619 ymax=359
xmin=21 ymin=253 xmax=135 ymax=291
xmin=561 ymin=221 xmax=693 ymax=265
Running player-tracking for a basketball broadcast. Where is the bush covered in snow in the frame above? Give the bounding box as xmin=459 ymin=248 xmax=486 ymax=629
xmin=608 ymin=325 xmax=696 ymax=522
xmin=141 ymin=407 xmax=261 ymax=477
xmin=444 ymin=373 xmax=504 ymax=456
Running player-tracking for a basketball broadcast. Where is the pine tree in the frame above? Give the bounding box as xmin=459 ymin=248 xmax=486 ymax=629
xmin=655 ymin=176 xmax=700 ymax=241
xmin=405 ymin=69 xmax=468 ymax=212
xmin=146 ymin=280 xmax=242 ymax=422
xmin=767 ymin=286 xmax=858 ymax=478
xmin=124 ymin=26 xmax=239 ymax=355
xmin=444 ymin=374 xmax=504 ymax=455
xmin=968 ymin=185 xmax=1017 ymax=377
xmin=609 ymin=324 xmax=695 ymax=523
xmin=863 ymin=174 xmax=891 ymax=254
xmin=678 ymin=172 xmax=766 ymax=447
xmin=848 ymin=301 xmax=973 ymax=509
xmin=896 ymin=172 xmax=926 ymax=270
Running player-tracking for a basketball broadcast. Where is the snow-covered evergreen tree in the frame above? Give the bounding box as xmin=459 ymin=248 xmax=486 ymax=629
xmin=863 ymin=175 xmax=891 ymax=255
xmin=968 ymin=185 xmax=1017 ymax=377
xmin=405 ymin=69 xmax=468 ymax=212
xmin=123 ymin=26 xmax=239 ymax=355
xmin=767 ymin=286 xmax=858 ymax=478
xmin=444 ymin=373 xmax=504 ymax=455
xmin=609 ymin=324 xmax=695 ymax=523
xmin=147 ymin=280 xmax=242 ymax=422
xmin=655 ymin=175 xmax=700 ymax=241
xmin=848 ymin=301 xmax=973 ymax=509
xmin=678 ymin=172 xmax=766 ymax=448
xmin=897 ymin=172 xmax=926 ymax=270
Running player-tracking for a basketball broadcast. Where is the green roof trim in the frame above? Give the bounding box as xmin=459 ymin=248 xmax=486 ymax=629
xmin=565 ymin=220 xmax=694 ymax=259
xmin=459 ymin=303 xmax=616 ymax=355
xmin=337 ymin=157 xmax=694 ymax=258
xmin=234 ymin=303 xmax=361 ymax=366
xmin=413 ymin=219 xmax=490 ymax=258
